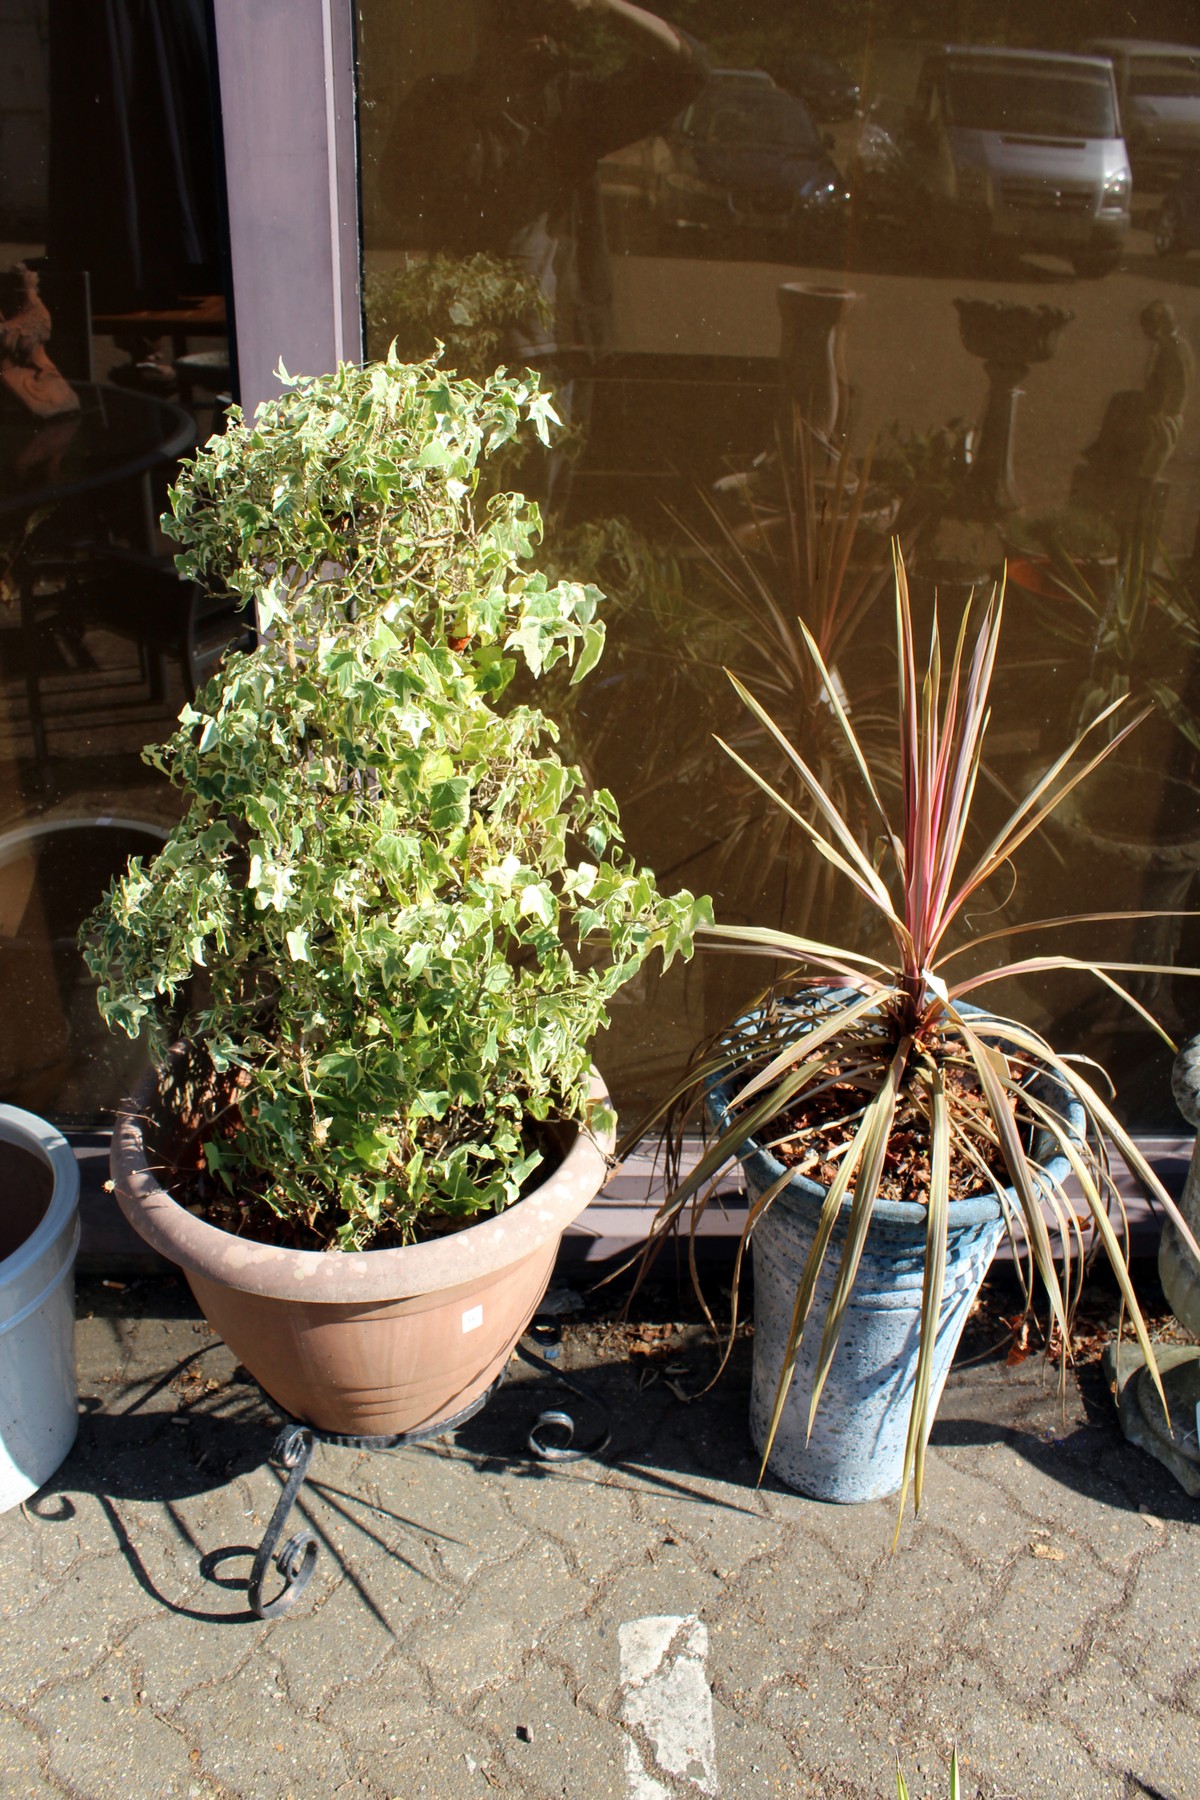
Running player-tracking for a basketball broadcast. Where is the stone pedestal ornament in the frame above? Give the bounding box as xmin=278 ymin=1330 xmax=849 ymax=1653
xmin=953 ymin=299 xmax=1074 ymax=516
xmin=1103 ymin=1032 xmax=1200 ymax=1496
xmin=777 ymin=282 xmax=859 ymax=442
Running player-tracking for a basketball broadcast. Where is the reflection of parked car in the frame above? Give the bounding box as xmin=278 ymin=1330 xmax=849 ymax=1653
xmin=1155 ymin=158 xmax=1200 ymax=254
xmin=600 ymin=70 xmax=849 ymax=254
xmin=1082 ymin=39 xmax=1200 ymax=171
xmin=777 ymin=51 xmax=861 ymax=122
xmin=853 ymin=43 xmax=1131 ymax=276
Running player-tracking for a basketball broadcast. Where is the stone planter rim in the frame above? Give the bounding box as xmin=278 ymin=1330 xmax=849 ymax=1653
xmin=0 ymin=1105 xmax=80 ymax=1283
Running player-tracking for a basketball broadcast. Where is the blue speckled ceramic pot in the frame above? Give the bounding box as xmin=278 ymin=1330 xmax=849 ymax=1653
xmin=711 ymin=995 xmax=1080 ymax=1503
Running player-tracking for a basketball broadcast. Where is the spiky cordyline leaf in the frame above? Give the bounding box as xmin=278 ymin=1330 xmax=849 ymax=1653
xmin=894 ymin=1052 xmax=949 ymax=1526
xmin=950 ymin=954 xmax=1200 ymax=1049
xmin=973 ymin=1013 xmax=1200 ymax=1272
xmin=702 ymin=1160 xmax=796 ymax=1394
xmin=724 ymin=673 xmax=897 ymax=912
xmin=757 ymin=1070 xmax=876 ymax=1468
xmin=643 ymin=988 xmax=887 ymax=1246
xmin=802 ymin=1036 xmax=911 ymax=1440
xmin=952 ymin=1008 xmax=1071 ymax=1349
xmin=938 ymin=703 xmax=1149 ymax=955
xmin=792 ymin=615 xmax=895 ymax=848
xmin=699 ymin=918 xmax=887 ymax=964
xmin=938 ymin=908 xmax=1200 ymax=962
xmin=714 ymin=731 xmax=894 ymax=924
xmin=642 ymin=544 xmax=1200 ymax=1518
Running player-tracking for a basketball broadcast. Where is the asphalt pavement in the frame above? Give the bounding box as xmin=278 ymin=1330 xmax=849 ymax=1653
xmin=1 ymin=1268 xmax=1197 ymax=1800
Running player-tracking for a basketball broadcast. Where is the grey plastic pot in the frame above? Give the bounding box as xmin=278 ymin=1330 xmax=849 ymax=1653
xmin=111 ymin=1065 xmax=614 ymax=1437
xmin=0 ymin=1106 xmax=80 ymax=1512
xmin=711 ymin=995 xmax=1080 ymax=1503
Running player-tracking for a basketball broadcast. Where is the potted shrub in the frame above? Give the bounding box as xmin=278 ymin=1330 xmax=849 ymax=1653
xmin=638 ymin=547 xmax=1200 ymax=1512
xmin=81 ymin=353 xmax=708 ymax=1437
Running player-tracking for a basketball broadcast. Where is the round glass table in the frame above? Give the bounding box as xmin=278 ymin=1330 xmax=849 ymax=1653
xmin=0 ymin=381 xmax=194 ymax=518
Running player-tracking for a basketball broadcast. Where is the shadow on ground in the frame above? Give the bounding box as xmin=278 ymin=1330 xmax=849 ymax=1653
xmin=32 ymin=1269 xmax=1195 ymax=1632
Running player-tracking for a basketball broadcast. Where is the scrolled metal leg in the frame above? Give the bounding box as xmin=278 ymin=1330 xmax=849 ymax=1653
xmin=515 ymin=1339 xmax=612 ymax=1463
xmin=248 ymin=1424 xmax=319 ymax=1619
xmin=218 ymin=1346 xmax=605 ymax=1623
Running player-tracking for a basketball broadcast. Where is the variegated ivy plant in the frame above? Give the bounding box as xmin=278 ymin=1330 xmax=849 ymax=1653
xmin=81 ymin=353 xmax=709 ymax=1249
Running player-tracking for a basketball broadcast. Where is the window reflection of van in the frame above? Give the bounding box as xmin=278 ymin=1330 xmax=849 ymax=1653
xmin=1082 ymin=39 xmax=1200 ymax=171
xmin=854 ymin=44 xmax=1131 ymax=277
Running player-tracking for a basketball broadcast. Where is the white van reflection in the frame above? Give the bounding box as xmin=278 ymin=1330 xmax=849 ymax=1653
xmin=853 ymin=43 xmax=1131 ymax=277
xmin=1083 ymin=38 xmax=1200 ymax=174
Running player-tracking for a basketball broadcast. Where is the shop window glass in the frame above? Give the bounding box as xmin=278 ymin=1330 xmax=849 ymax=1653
xmin=0 ymin=0 xmax=235 ymax=1124
xmin=357 ymin=0 xmax=1200 ymax=1130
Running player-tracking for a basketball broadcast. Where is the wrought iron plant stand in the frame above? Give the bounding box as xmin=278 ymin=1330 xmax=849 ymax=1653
xmin=241 ymin=1321 xmax=610 ymax=1619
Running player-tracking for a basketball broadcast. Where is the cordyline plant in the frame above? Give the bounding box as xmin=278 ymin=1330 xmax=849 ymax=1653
xmin=661 ymin=413 xmax=896 ymax=891
xmin=637 ymin=545 xmax=1200 ymax=1514
xmin=897 ymin=1747 xmax=959 ymax=1800
xmin=1034 ymin=523 xmax=1200 ymax=759
xmin=81 ymin=353 xmax=708 ymax=1250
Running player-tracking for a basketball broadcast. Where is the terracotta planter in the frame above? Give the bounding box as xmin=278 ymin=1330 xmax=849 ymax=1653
xmin=110 ymin=1068 xmax=614 ymax=1436
xmin=1004 ymin=554 xmax=1113 ymax=603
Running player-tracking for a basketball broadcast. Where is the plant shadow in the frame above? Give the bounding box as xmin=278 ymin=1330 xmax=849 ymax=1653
xmin=29 ymin=1358 xmax=483 ymax=1627
xmin=32 ymin=1272 xmax=1194 ymax=1627
xmin=929 ymin=1349 xmax=1200 ymax=1524
xmin=453 ymin=1337 xmax=778 ymax=1512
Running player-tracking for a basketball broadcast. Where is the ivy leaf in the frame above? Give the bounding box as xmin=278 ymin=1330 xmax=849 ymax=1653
xmin=571 ymin=620 xmax=606 ymax=684
xmin=526 ymin=391 xmax=561 ymax=446
xmin=427 ymin=777 xmax=471 ymax=833
xmin=519 ymin=882 xmax=556 ymax=927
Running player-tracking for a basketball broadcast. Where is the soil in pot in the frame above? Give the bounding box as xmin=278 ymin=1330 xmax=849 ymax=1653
xmin=760 ymin=1061 xmax=1012 ymax=1205
xmin=159 ymin=1077 xmax=569 ymax=1255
